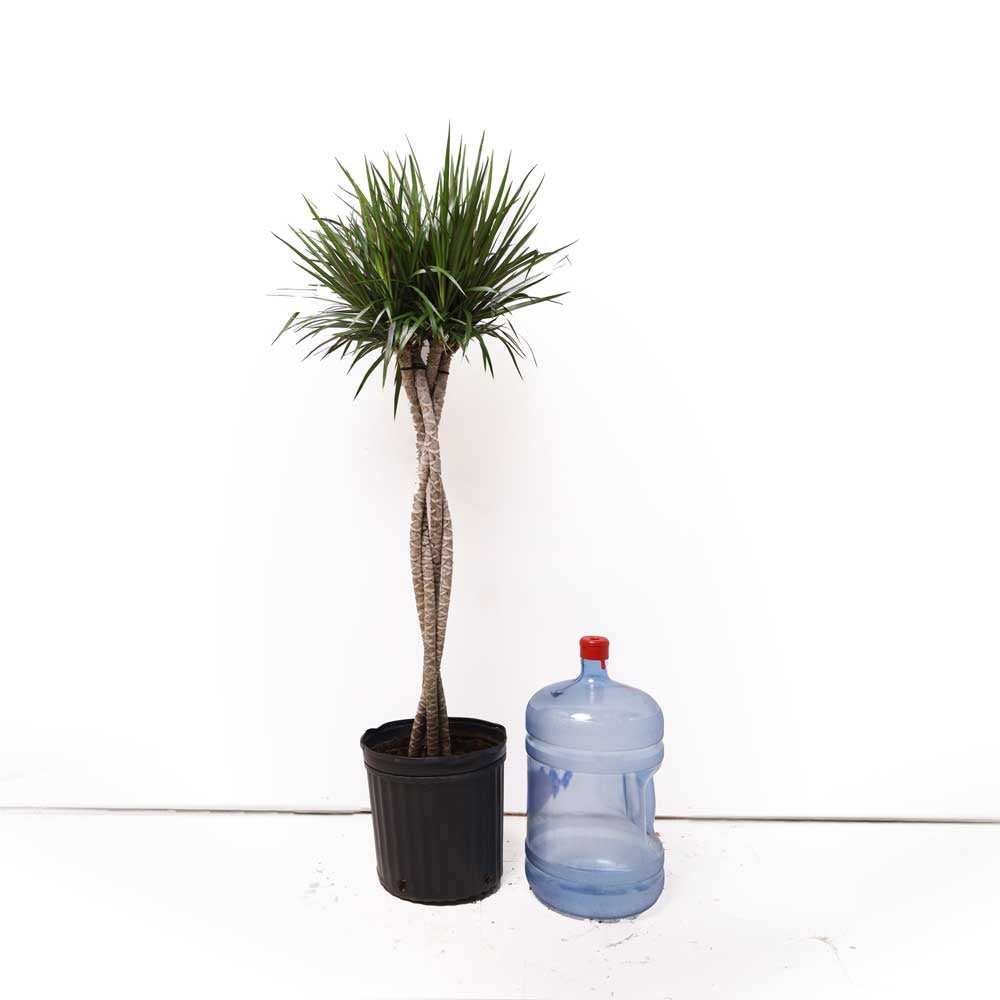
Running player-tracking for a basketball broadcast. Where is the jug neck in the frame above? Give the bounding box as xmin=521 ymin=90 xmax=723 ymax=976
xmin=579 ymin=657 xmax=608 ymax=678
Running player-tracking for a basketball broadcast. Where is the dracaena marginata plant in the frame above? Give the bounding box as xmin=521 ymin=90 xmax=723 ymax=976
xmin=276 ymin=133 xmax=568 ymax=757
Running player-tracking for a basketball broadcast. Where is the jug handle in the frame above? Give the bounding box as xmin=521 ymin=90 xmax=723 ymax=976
xmin=626 ymin=770 xmax=657 ymax=835
xmin=643 ymin=774 xmax=656 ymax=834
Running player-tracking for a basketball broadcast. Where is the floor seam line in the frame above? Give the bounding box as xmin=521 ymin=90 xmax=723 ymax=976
xmin=1 ymin=807 xmax=998 ymax=824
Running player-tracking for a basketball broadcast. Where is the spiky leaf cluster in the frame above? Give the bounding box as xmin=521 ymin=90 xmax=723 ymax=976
xmin=275 ymin=134 xmax=568 ymax=409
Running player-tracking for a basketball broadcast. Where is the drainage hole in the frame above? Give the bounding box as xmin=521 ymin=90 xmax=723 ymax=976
xmin=397 ymin=879 xmax=407 ymax=893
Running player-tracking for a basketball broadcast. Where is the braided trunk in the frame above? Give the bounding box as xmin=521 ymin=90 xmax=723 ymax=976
xmin=402 ymin=343 xmax=455 ymax=756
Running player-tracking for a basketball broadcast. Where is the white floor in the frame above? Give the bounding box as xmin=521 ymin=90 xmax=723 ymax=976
xmin=1 ymin=812 xmax=998 ymax=999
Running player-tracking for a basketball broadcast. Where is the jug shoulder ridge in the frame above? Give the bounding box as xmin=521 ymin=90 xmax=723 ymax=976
xmin=525 ymin=674 xmax=664 ymax=751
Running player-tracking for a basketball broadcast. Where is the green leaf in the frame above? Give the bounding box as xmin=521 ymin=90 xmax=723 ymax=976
xmin=473 ymin=333 xmax=494 ymax=376
xmin=354 ymin=356 xmax=383 ymax=398
xmin=273 ymin=311 xmax=300 ymax=344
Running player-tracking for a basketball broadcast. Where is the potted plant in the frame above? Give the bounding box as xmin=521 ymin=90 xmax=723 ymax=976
xmin=276 ymin=133 xmax=567 ymax=903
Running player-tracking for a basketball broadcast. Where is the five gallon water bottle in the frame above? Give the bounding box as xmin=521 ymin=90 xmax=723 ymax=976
xmin=525 ymin=636 xmax=664 ymax=919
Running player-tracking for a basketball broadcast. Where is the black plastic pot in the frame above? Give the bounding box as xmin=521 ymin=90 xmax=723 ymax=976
xmin=360 ymin=717 xmax=506 ymax=904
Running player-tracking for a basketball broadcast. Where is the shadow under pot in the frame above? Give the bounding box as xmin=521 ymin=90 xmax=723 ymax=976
xmin=360 ymin=717 xmax=507 ymax=904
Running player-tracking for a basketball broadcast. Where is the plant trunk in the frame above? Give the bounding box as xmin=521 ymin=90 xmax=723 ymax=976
xmin=402 ymin=343 xmax=454 ymax=756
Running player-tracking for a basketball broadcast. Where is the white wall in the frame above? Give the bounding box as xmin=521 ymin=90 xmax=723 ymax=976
xmin=2 ymin=0 xmax=998 ymax=818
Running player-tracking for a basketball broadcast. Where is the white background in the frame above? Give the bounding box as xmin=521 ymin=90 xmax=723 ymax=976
xmin=2 ymin=0 xmax=998 ymax=819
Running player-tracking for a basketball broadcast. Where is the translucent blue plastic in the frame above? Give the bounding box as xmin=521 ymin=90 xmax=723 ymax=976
xmin=525 ymin=654 xmax=664 ymax=919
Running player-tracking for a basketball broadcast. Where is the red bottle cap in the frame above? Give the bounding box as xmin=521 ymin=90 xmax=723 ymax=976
xmin=580 ymin=635 xmax=610 ymax=662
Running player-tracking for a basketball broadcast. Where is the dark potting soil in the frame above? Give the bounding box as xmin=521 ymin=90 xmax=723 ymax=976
xmin=373 ymin=730 xmax=499 ymax=757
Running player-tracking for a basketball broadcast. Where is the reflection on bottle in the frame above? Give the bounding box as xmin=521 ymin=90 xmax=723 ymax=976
xmin=527 ymin=763 xmax=573 ymax=812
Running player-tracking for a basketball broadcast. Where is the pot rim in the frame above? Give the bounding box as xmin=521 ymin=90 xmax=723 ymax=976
xmin=361 ymin=717 xmax=507 ymax=776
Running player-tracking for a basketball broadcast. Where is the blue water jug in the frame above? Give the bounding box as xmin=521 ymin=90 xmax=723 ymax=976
xmin=525 ymin=636 xmax=664 ymax=919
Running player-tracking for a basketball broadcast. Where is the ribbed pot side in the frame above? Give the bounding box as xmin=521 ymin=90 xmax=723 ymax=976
xmin=361 ymin=718 xmax=507 ymax=904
